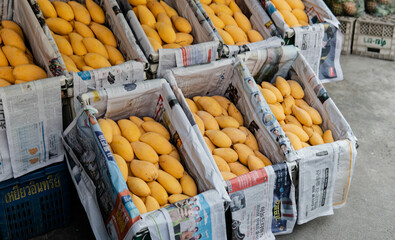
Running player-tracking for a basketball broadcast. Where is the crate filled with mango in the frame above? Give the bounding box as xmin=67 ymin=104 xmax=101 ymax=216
xmin=0 ymin=20 xmax=48 ymax=87
xmin=184 ymin=95 xmax=273 ymax=181
xmin=36 ymin=0 xmax=128 ymax=72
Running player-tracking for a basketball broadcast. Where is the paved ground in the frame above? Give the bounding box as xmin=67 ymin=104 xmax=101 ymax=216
xmin=33 ymin=55 xmax=395 ymax=239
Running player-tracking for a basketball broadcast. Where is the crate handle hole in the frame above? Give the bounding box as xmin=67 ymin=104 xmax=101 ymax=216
xmin=367 ymin=48 xmax=380 ymax=53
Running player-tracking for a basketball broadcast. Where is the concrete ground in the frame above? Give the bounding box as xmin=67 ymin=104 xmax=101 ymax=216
xmin=33 ymin=55 xmax=395 ymax=239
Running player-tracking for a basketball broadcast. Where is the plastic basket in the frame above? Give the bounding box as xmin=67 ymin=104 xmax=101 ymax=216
xmin=352 ymin=14 xmax=395 ymax=60
xmin=0 ymin=162 xmax=71 ymax=240
xmin=338 ymin=16 xmax=356 ymax=54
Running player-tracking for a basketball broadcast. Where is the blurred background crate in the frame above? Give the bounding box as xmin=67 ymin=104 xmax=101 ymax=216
xmin=338 ymin=16 xmax=356 ymax=54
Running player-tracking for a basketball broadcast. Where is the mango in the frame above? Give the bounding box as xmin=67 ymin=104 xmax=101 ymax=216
xmin=206 ymin=129 xmax=232 ymax=148
xmin=113 ymin=154 xmax=128 ymax=181
xmin=111 ymin=135 xmax=134 ymax=161
xmin=131 ymin=194 xmax=147 ymax=214
xmin=309 ymin=132 xmax=324 ymax=146
xmin=227 ymin=103 xmax=244 ymax=125
xmin=131 ymin=141 xmax=159 ymax=163
xmin=0 ymin=79 xmax=11 ymax=87
xmin=196 ymin=111 xmax=220 ymax=130
xmin=68 ymin=1 xmax=91 ymax=25
xmin=160 ymin=1 xmax=178 ymax=18
xmin=193 ymin=113 xmax=205 ymax=136
xmin=221 ymin=127 xmax=246 ymax=144
xmin=238 ymin=126 xmax=259 ymax=151
xmin=0 ymin=66 xmax=15 ymax=83
xmin=259 ymin=87 xmax=276 ymax=104
xmin=1 ymin=28 xmax=26 ymax=51
xmin=280 ymin=10 xmax=299 ymax=28
xmin=269 ymin=103 xmax=285 ymax=121
xmin=215 ymin=116 xmax=240 ymax=128
xmin=285 ymin=114 xmax=302 ymax=128
xmin=105 ymin=45 xmax=125 ymax=65
xmin=285 ymin=131 xmax=302 ymax=150
xmin=180 ymin=172 xmax=197 ymax=197
xmin=228 ymin=1 xmax=242 ymax=14
xmin=248 ymin=155 xmax=265 ymax=171
xmin=83 ymin=37 xmax=109 ymax=59
xmin=323 ymin=130 xmax=334 ymax=143
xmin=52 ymin=1 xmax=74 ymax=21
xmin=224 ymin=25 xmax=247 ymax=43
xmin=138 ymin=5 xmax=156 ymax=29
xmin=107 ymin=118 xmax=122 ymax=136
xmin=229 ymin=162 xmax=249 ymax=176
xmin=130 ymin=160 xmax=159 ymax=181
xmin=98 ymin=118 xmax=113 ymax=144
xmin=141 ymin=121 xmax=170 ymax=140
xmin=86 ymin=0 xmax=105 ymax=24
xmin=312 ymin=125 xmax=323 ymax=136
xmin=281 ymin=123 xmax=309 ymax=142
xmin=218 ymin=12 xmax=237 ymax=26
xmin=159 ymin=155 xmax=184 ymax=179
xmin=286 ymin=0 xmax=305 ymax=10
xmin=2 ymin=45 xmax=29 ymax=67
xmin=233 ymin=12 xmax=251 ymax=33
xmin=13 ymin=64 xmax=47 ymax=82
xmin=287 ymin=80 xmax=304 ymax=99
xmin=74 ymin=21 xmax=95 ymax=38
xmin=221 ymin=171 xmax=237 ymax=180
xmin=261 ymin=82 xmax=283 ymax=102
xmin=299 ymin=105 xmax=322 ymax=125
xmin=145 ymin=196 xmax=160 ymax=212
xmin=118 ymin=119 xmax=141 ymax=142
xmin=37 ymin=0 xmax=57 ymax=18
xmin=155 ymin=22 xmax=176 ymax=44
xmin=254 ymin=150 xmax=272 ymax=166
xmin=69 ymin=55 xmax=86 ymax=70
xmin=168 ymin=194 xmax=189 ymax=204
xmin=147 ymin=181 xmax=168 ymax=205
xmin=292 ymin=105 xmax=312 ymax=126
xmin=204 ymin=136 xmax=216 ymax=153
xmin=247 ymin=29 xmax=264 ymax=42
xmin=175 ymin=33 xmax=193 ymax=46
xmin=212 ymin=95 xmax=231 ymax=111
xmin=127 ymin=176 xmax=151 ymax=197
xmin=129 ymin=0 xmax=147 ymax=5
xmin=140 ymin=132 xmax=172 ymax=155
xmin=142 ymin=24 xmax=162 ymax=45
xmin=208 ymin=13 xmax=225 ymax=29
xmin=46 ymin=17 xmax=73 ymax=35
xmin=84 ymin=52 xmax=111 ymax=69
xmin=157 ymin=170 xmax=182 ymax=194
xmin=1 ymin=21 xmax=24 ymax=39
xmin=213 ymin=148 xmax=238 ymax=163
xmin=272 ymin=0 xmax=292 ymax=11
xmin=90 ymin=22 xmax=117 ymax=47
xmin=213 ymin=155 xmax=231 ymax=172
xmin=202 ymin=4 xmax=215 ymax=15
xmin=233 ymin=143 xmax=254 ymax=165
xmin=147 ymin=0 xmax=166 ymax=18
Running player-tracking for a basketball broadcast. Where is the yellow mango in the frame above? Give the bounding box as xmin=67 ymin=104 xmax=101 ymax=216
xmin=74 ymin=21 xmax=95 ymax=38
xmin=129 ymin=0 xmax=147 ymax=5
xmin=52 ymin=34 xmax=73 ymax=56
xmin=299 ymin=105 xmax=322 ymax=125
xmin=254 ymin=150 xmax=272 ymax=166
xmin=193 ymin=113 xmax=205 ymax=136
xmin=275 ymin=76 xmax=291 ymax=97
xmin=148 ymin=37 xmax=162 ymax=51
xmin=143 ymin=117 xmax=155 ymax=122
xmin=83 ymin=37 xmax=109 ymax=59
xmin=217 ymin=28 xmax=235 ymax=45
xmin=1 ymin=21 xmax=24 ymax=39
xmin=142 ymin=24 xmax=162 ymax=44
xmin=292 ymin=8 xmax=308 ymax=24
xmin=261 ymin=82 xmax=283 ymax=102
xmin=269 ymin=103 xmax=285 ymax=122
xmin=107 ymin=118 xmax=122 ymax=136
xmin=215 ymin=116 xmax=240 ymax=128
xmin=221 ymin=171 xmax=237 ymax=180
xmin=118 ymin=119 xmax=141 ymax=142
xmin=281 ymin=123 xmax=309 ymax=142
xmin=130 ymin=160 xmax=159 ymax=181
xmin=202 ymin=4 xmax=215 ymax=15
xmin=0 ymin=79 xmax=11 ymax=87
xmin=280 ymin=10 xmax=299 ymax=28
xmin=82 ymin=66 xmax=94 ymax=71
xmin=68 ymin=1 xmax=91 ymax=25
xmin=46 ymin=17 xmax=73 ymax=35
xmin=175 ymin=32 xmax=193 ymax=46
xmin=131 ymin=194 xmax=147 ymax=214
xmin=157 ymin=170 xmax=182 ymax=194
xmin=168 ymin=194 xmax=190 ymax=204
xmin=157 ymin=12 xmax=172 ymax=27
xmin=285 ymin=131 xmax=302 ymax=150
xmin=52 ymin=1 xmax=74 ymax=21
xmin=145 ymin=196 xmax=160 ymax=212
xmin=208 ymin=13 xmax=225 ymax=29
xmin=0 ymin=66 xmax=15 ymax=83
xmin=224 ymin=25 xmax=247 ymax=43
xmin=196 ymin=111 xmax=220 ymax=130
xmin=162 ymin=43 xmax=181 ymax=49
xmin=228 ymin=1 xmax=242 ymax=14
xmin=169 ymin=148 xmax=181 ymax=161
xmin=111 ymin=135 xmax=134 ymax=161
xmin=213 ymin=155 xmax=231 ymax=172
xmin=2 ymin=45 xmax=29 ymax=67
xmin=272 ymin=0 xmax=292 ymax=11
xmin=227 ymin=103 xmax=244 ymax=125
xmin=69 ymin=55 xmax=86 ymax=70
xmin=233 ymin=143 xmax=254 ymax=165
xmin=159 ymin=1 xmax=178 ymax=18
xmin=1 ymin=28 xmax=26 ymax=51
xmin=90 ymin=23 xmax=117 ymax=47
xmin=323 ymin=130 xmax=334 ymax=143
xmin=211 ymin=3 xmax=233 ymax=15
xmin=238 ymin=126 xmax=259 ymax=151
xmin=282 ymin=95 xmax=295 ymax=115
xmin=286 ymin=0 xmax=305 ymax=10
xmin=204 ymin=136 xmax=216 ymax=153
xmin=155 ymin=22 xmax=176 ymax=44
xmin=147 ymin=0 xmax=166 ymax=18
xmin=218 ymin=12 xmax=237 ymax=26
xmin=229 ymin=162 xmax=249 ymax=176
xmin=309 ymin=132 xmax=324 ymax=146
xmin=287 ymin=80 xmax=304 ymax=99
xmin=159 ymin=155 xmax=184 ymax=179
xmin=221 ymin=127 xmax=246 ymax=144
xmin=312 ymin=125 xmax=323 ymax=136
xmin=285 ymin=114 xmax=302 ymax=128
xmin=180 ymin=172 xmax=197 ymax=197
xmin=295 ymin=99 xmax=309 ymax=108
xmin=84 ymin=52 xmax=111 ymax=69
xmin=140 ymin=132 xmax=172 ymax=155
xmin=105 ymin=45 xmax=125 ymax=65
xmin=247 ymin=29 xmax=264 ymax=42
xmin=113 ymin=154 xmax=128 ymax=181
xmin=186 ymin=98 xmax=198 ymax=113
xmin=301 ymin=142 xmax=310 ymax=148
xmin=171 ymin=16 xmax=192 ymax=34
xmin=98 ymin=118 xmax=113 ymax=144
xmin=213 ymin=148 xmax=238 ymax=163
xmin=141 ymin=121 xmax=170 ymax=140
xmin=37 ymin=0 xmax=57 ymax=18
xmin=233 ymin=12 xmax=251 ymax=33
xmin=212 ymin=95 xmax=231 ymax=110
xmin=235 ymin=41 xmax=250 ymax=46
xmin=302 ymin=125 xmax=314 ymax=138
xmin=201 ymin=0 xmax=212 ymax=4
xmin=138 ymin=5 xmax=156 ymax=29
xmin=205 ymin=129 xmax=232 ymax=148
xmin=13 ymin=64 xmax=47 ymax=81
xmin=127 ymin=176 xmax=151 ymax=197
xmin=147 ymin=181 xmax=168 ymax=205
xmin=258 ymin=87 xmax=276 ymax=104
xmin=86 ymin=0 xmax=105 ymax=24
xmin=131 ymin=141 xmax=159 ymax=163
xmin=248 ymin=155 xmax=265 ymax=171
xmin=292 ymin=105 xmax=312 ymax=126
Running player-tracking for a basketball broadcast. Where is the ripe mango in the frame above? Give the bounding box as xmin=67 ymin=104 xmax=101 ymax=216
xmin=142 ymin=24 xmax=162 ymax=45
xmin=74 ymin=21 xmax=95 ymax=38
xmin=69 ymin=55 xmax=86 ymax=70
xmin=287 ymin=80 xmax=304 ymax=99
xmin=2 ymin=45 xmax=29 ymax=67
xmin=208 ymin=13 xmax=225 ymax=29
xmin=145 ymin=196 xmax=160 ymax=212
xmin=98 ymin=118 xmax=113 ymax=144
xmin=155 ymin=22 xmax=176 ymax=44
xmin=229 ymin=162 xmax=249 ymax=176
xmin=233 ymin=12 xmax=251 ymax=33
xmin=259 ymin=87 xmax=277 ymax=104
xmin=147 ymin=181 xmax=168 ymax=206
xmin=138 ymin=5 xmax=156 ymax=29
xmin=206 ymin=129 xmax=232 ymax=148
xmin=272 ymin=0 xmax=292 ymax=11
xmin=68 ymin=1 xmax=91 ymax=25
xmin=227 ymin=103 xmax=243 ymax=125
xmin=312 ymin=125 xmax=323 ymax=136
xmin=175 ymin=33 xmax=193 ymax=46
xmin=221 ymin=171 xmax=237 ymax=180
xmin=193 ymin=113 xmax=205 ymax=136
xmin=221 ymin=127 xmax=246 ymax=144
xmin=210 ymin=3 xmax=233 ymax=15
xmin=46 ymin=17 xmax=73 ymax=35
xmin=157 ymin=170 xmax=182 ymax=194
xmin=1 ymin=21 xmax=24 ymax=39
xmin=148 ymin=37 xmax=162 ymax=51
xmin=202 ymin=4 xmax=215 ymax=15
xmin=299 ymin=105 xmax=322 ymax=125
xmin=224 ymin=25 xmax=247 ymax=43
xmin=86 ymin=0 xmax=105 ymax=24
xmin=13 ymin=64 xmax=47 ymax=81
xmin=127 ymin=176 xmax=151 ymax=197
xmin=84 ymin=52 xmax=111 ymax=69
xmin=90 ymin=23 xmax=117 ymax=47
xmin=309 ymin=132 xmax=324 ymax=146
xmin=159 ymin=155 xmax=184 ymax=179
xmin=261 ymin=82 xmax=283 ymax=102
xmin=130 ymin=160 xmax=159 ymax=181
xmin=196 ymin=111 xmax=220 ymax=130
xmin=168 ymin=194 xmax=190 ymax=204
xmin=147 ymin=0 xmax=166 ymax=18
xmin=254 ymin=150 xmax=272 ymax=166
xmin=129 ymin=0 xmax=147 ymax=5
xmin=280 ymin=10 xmax=300 ymax=28
xmin=0 ymin=66 xmax=15 ymax=83
xmin=281 ymin=123 xmax=309 ymax=142
xmin=131 ymin=141 xmax=159 ymax=163
xmin=83 ymin=37 xmax=109 ymax=59
xmin=285 ymin=114 xmax=302 ymax=128
xmin=292 ymin=105 xmax=312 ymax=126
xmin=140 ymin=132 xmax=172 ymax=155
xmin=171 ymin=16 xmax=191 ymax=33
xmin=212 ymin=95 xmax=231 ymax=110
xmin=141 ymin=121 xmax=170 ymax=140
xmin=269 ymin=103 xmax=285 ymax=121
xmin=111 ymin=135 xmax=134 ymax=161
xmin=53 ymin=34 xmax=74 ymax=55
xmin=113 ymin=154 xmax=128 ymax=181
xmin=180 ymin=172 xmax=197 ymax=197
xmin=213 ymin=148 xmax=238 ymax=163
xmin=213 ymin=155 xmax=231 ymax=172
xmin=218 ymin=12 xmax=237 ymax=26
xmin=275 ymin=76 xmax=291 ymax=97
xmin=107 ymin=118 xmax=122 ymax=136
xmin=118 ymin=119 xmax=141 ymax=142
xmin=105 ymin=45 xmax=125 ymax=65
xmin=159 ymin=1 xmax=178 ymax=18
xmin=285 ymin=131 xmax=302 ymax=150
xmin=52 ymin=1 xmax=74 ymax=21
xmin=247 ymin=29 xmax=264 ymax=42
xmin=131 ymin=194 xmax=147 ymax=214
xmin=37 ymin=0 xmax=57 ymax=18
xmin=157 ymin=12 xmax=172 ymax=26
xmin=215 ymin=116 xmax=240 ymax=128
xmin=228 ymin=1 xmax=242 ymax=14
xmin=238 ymin=126 xmax=259 ymax=151
xmin=204 ymin=136 xmax=216 ymax=153
xmin=247 ymin=155 xmax=265 ymax=171
xmin=233 ymin=143 xmax=254 ymax=165
xmin=286 ymin=0 xmax=305 ymax=10
xmin=0 ymin=79 xmax=11 ymax=87
xmin=323 ymin=130 xmax=334 ymax=143
xmin=1 ymin=28 xmax=26 ymax=51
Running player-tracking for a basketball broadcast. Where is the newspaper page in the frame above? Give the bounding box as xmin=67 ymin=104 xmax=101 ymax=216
xmin=226 ymin=167 xmax=275 ymax=240
xmin=175 ymin=43 xmax=217 ymax=68
xmin=271 ymin=163 xmax=297 ymax=235
xmin=0 ymin=99 xmax=12 ymax=181
xmin=0 ymin=78 xmax=64 ymax=178
xmin=143 ymin=190 xmax=227 ymax=240
xmin=293 ymin=24 xmax=324 ymax=74
xmin=297 ymin=145 xmax=338 ymax=224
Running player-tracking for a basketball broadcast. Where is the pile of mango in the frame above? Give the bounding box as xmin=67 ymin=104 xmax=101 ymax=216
xmin=186 ymin=96 xmax=272 ymax=181
xmin=201 ymin=0 xmax=264 ymax=45
xmin=0 ymin=20 xmax=47 ymax=87
xmin=98 ymin=116 xmax=198 ymax=214
xmin=258 ymin=77 xmax=334 ymax=150
xmin=129 ymin=0 xmax=194 ymax=50
xmin=37 ymin=0 xmax=125 ymax=72
xmin=271 ymin=0 xmax=309 ymax=27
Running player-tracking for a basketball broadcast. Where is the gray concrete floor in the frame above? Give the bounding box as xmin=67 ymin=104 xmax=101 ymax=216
xmin=33 ymin=55 xmax=395 ymax=239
